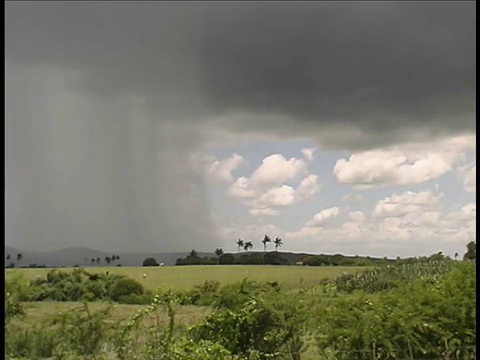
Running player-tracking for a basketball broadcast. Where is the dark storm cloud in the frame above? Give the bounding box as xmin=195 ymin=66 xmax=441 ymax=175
xmin=197 ymin=2 xmax=475 ymax=147
xmin=5 ymin=2 xmax=475 ymax=251
xmin=5 ymin=2 xmax=208 ymax=119
xmin=6 ymin=2 xmax=475 ymax=146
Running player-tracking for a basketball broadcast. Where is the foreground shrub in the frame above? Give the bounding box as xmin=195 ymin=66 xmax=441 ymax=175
xmin=167 ymin=338 xmax=243 ymax=360
xmin=6 ymin=302 xmax=114 ymax=359
xmin=313 ymin=261 xmax=476 ymax=359
xmin=109 ymin=277 xmax=144 ymax=302
xmin=114 ymin=292 xmax=242 ymax=360
xmin=8 ymin=269 xmax=148 ymax=304
xmin=117 ymin=290 xmax=155 ymax=305
xmin=189 ymin=291 xmax=305 ymax=360
xmin=5 ymin=272 xmax=32 ymax=303
xmin=211 ymin=279 xmax=280 ymax=310
xmin=52 ymin=302 xmax=114 ymax=357
xmin=5 ymin=291 xmax=24 ymax=320
xmin=6 ymin=321 xmax=59 ymax=359
xmin=331 ymin=257 xmax=454 ymax=293
xmin=189 ymin=280 xmax=221 ymax=305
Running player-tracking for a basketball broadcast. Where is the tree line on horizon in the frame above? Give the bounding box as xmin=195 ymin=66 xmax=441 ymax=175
xmin=5 ymin=252 xmax=122 ymax=268
xmin=171 ymin=239 xmax=476 ymax=267
xmin=6 ymin=240 xmax=476 ymax=268
xmin=174 ymin=235 xmax=284 ymax=266
xmin=84 ymin=255 xmax=121 ymax=266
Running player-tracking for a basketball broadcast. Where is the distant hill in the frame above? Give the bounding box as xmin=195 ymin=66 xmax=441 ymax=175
xmin=4 ymin=245 xmax=213 ymax=267
xmin=5 ymin=245 xmax=110 ymax=267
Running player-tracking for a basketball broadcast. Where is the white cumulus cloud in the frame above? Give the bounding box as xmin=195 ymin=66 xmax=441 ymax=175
xmin=341 ymin=193 xmax=363 ymax=202
xmin=333 ymin=135 xmax=475 ymax=189
xmin=457 ymin=163 xmax=476 ymax=193
xmin=305 ymin=206 xmax=341 ymax=227
xmin=249 ymin=208 xmax=281 ymax=217
xmin=301 ymin=147 xmax=316 ymax=161
xmin=295 ymin=174 xmax=321 ymax=200
xmin=252 ymin=185 xmax=296 ymax=208
xmin=205 ymin=153 xmax=244 ymax=183
xmin=372 ymin=190 xmax=444 ymax=218
xmin=348 ymin=211 xmax=366 ymax=223
xmin=227 ymin=176 xmax=257 ymax=199
xmin=250 ymin=154 xmax=307 ymax=188
xmin=227 ymin=153 xmax=320 ymax=217
xmin=282 ymin=198 xmax=475 ymax=258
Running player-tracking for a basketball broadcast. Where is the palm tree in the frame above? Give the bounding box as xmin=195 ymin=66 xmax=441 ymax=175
xmin=243 ymin=241 xmax=253 ymax=252
xmin=6 ymin=254 xmax=11 ymax=260
xmin=214 ymin=248 xmax=224 ymax=265
xmin=91 ymin=258 xmax=95 ymax=264
xmin=104 ymin=256 xmax=111 ymax=265
xmin=236 ymin=238 xmax=244 ymax=252
xmin=96 ymin=257 xmax=101 ymax=264
xmin=262 ymin=235 xmax=271 ymax=252
xmin=274 ymin=237 xmax=283 ymax=251
xmin=189 ymin=250 xmax=199 ymax=258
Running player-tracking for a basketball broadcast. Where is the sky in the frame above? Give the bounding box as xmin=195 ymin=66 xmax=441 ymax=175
xmin=5 ymin=2 xmax=476 ymax=258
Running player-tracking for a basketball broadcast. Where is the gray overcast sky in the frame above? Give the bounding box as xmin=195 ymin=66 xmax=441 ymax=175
xmin=5 ymin=2 xmax=476 ymax=255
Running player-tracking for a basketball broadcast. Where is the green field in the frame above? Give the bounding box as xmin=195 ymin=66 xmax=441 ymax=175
xmin=5 ymin=260 xmax=476 ymax=359
xmin=6 ymin=265 xmax=366 ymax=291
xmin=6 ymin=265 xmax=365 ymax=359
xmin=17 ymin=301 xmax=212 ymax=327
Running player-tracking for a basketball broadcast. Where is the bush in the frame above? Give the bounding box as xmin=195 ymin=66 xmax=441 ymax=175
xmin=263 ymin=252 xmax=288 ymax=265
xmin=5 ymin=291 xmax=24 ymax=319
xmin=189 ymin=280 xmax=221 ymax=305
xmin=189 ymin=293 xmax=305 ymax=360
xmin=117 ymin=290 xmax=155 ymax=305
xmin=6 ymin=322 xmax=59 ymax=359
xmin=7 ymin=269 xmax=149 ymax=304
xmin=5 ymin=272 xmax=32 ymax=302
xmin=218 ymin=253 xmax=236 ymax=265
xmin=313 ymin=261 xmax=476 ymax=359
xmin=109 ymin=277 xmax=145 ymax=302
xmin=53 ymin=303 xmax=114 ymax=357
xmin=143 ymin=257 xmax=160 ymax=266
xmin=6 ymin=303 xmax=114 ymax=359
xmin=237 ymin=253 xmax=264 ymax=265
xmin=211 ymin=279 xmax=280 ymax=310
xmin=330 ymin=258 xmax=454 ymax=293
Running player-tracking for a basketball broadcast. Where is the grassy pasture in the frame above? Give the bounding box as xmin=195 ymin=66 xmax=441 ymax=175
xmin=15 ymin=301 xmax=212 ymax=327
xmin=6 ymin=265 xmax=366 ymax=291
xmin=6 ymin=261 xmax=475 ymax=360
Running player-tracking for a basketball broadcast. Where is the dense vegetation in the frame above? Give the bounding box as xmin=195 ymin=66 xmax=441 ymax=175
xmin=5 ymin=244 xmax=476 ymax=359
xmin=175 ymin=234 xmax=401 ymax=266
xmin=6 ymin=268 xmax=154 ymax=305
xmin=175 ymin=249 xmax=396 ymax=266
